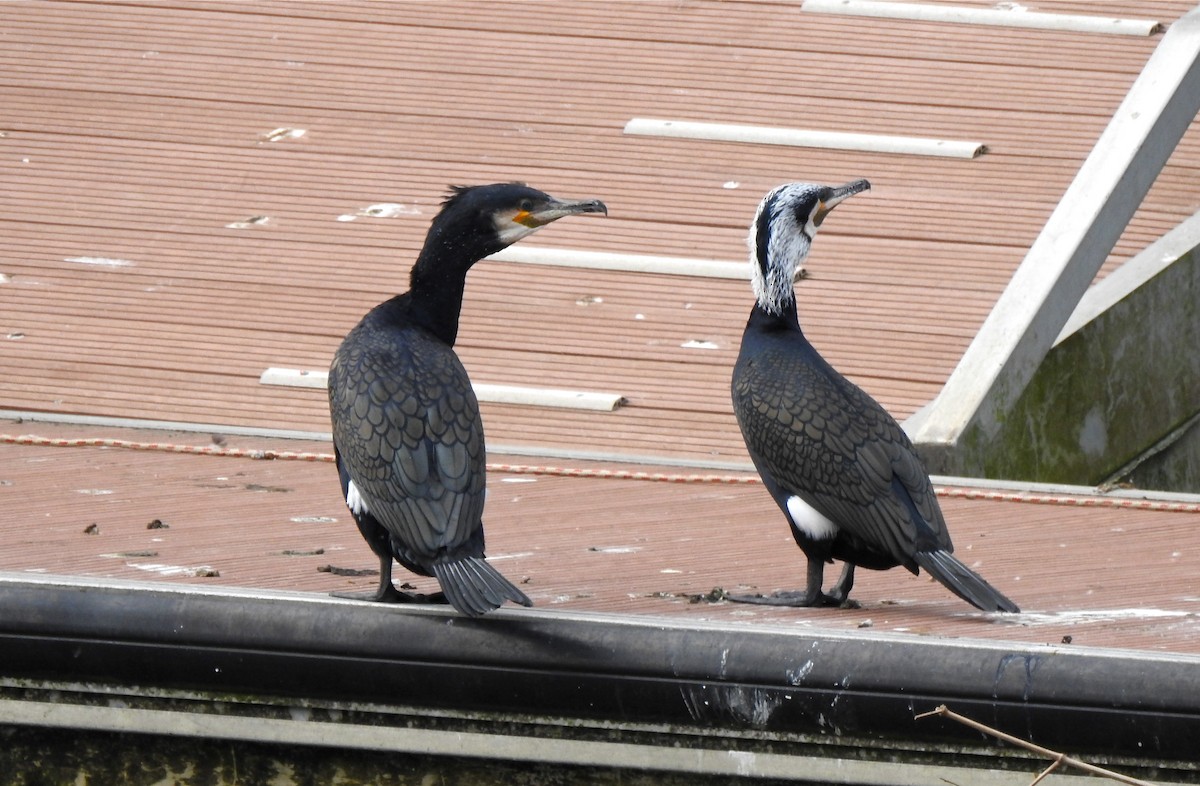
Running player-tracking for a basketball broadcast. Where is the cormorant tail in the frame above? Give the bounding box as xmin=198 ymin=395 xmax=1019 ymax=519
xmin=913 ymin=550 xmax=1020 ymax=613
xmin=433 ymin=557 xmax=533 ymax=617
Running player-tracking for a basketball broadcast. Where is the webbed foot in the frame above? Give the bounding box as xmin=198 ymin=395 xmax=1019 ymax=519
xmin=725 ymin=590 xmax=846 ymax=608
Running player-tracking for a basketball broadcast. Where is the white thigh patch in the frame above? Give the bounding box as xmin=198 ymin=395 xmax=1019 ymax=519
xmin=786 ymin=496 xmax=839 ymax=540
xmin=345 ymin=479 xmax=370 ymax=516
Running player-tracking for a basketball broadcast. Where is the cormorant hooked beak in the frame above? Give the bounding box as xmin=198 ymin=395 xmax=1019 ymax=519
xmin=813 ymin=178 xmax=870 ymax=228
xmin=514 ymin=197 xmax=608 ymax=228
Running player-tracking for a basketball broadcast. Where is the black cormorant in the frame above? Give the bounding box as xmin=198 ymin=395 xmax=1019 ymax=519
xmin=729 ymin=180 xmax=1018 ymax=613
xmin=329 ymin=183 xmax=607 ymax=616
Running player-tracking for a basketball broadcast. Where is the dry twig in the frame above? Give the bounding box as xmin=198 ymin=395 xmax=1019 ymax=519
xmin=915 ymin=704 xmax=1158 ymax=786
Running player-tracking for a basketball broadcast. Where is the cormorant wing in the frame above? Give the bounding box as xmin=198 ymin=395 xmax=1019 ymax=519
xmin=329 ymin=329 xmax=485 ymax=562
xmin=735 ymin=345 xmax=951 ymax=563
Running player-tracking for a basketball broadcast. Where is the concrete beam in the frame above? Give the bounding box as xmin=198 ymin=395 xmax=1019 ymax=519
xmin=2 ymin=571 xmax=1200 ymax=777
xmin=907 ymin=8 xmax=1200 ymax=475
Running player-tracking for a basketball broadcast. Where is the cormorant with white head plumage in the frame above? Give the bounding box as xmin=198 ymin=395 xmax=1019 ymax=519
xmin=329 ymin=183 xmax=607 ymax=616
xmin=729 ymin=180 xmax=1018 ymax=613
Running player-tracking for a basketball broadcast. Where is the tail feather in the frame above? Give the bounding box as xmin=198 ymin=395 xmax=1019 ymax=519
xmin=433 ymin=557 xmax=533 ymax=617
xmin=913 ymin=550 xmax=1019 ymax=613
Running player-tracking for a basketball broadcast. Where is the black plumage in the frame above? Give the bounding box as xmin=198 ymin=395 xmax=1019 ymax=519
xmin=729 ymin=180 xmax=1018 ymax=613
xmin=328 ymin=183 xmax=606 ymax=616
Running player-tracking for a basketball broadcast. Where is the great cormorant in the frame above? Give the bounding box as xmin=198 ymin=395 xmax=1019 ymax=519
xmin=729 ymin=180 xmax=1019 ymax=613
xmin=329 ymin=183 xmax=607 ymax=616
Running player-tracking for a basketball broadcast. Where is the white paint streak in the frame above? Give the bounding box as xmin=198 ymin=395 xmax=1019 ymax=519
xmin=1014 ymin=608 xmax=1193 ymax=626
xmin=64 ymin=256 xmax=134 ymax=267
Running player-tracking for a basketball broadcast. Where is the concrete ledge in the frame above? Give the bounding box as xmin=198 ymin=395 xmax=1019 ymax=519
xmin=1 ymin=573 xmax=1198 ymax=783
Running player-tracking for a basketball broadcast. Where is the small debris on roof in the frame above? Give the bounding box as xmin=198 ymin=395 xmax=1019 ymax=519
xmin=82 ymin=523 xmax=99 ymax=535
xmin=146 ymin=519 xmax=169 ymax=529
xmin=317 ymin=564 xmax=378 ymax=577
xmin=337 ymin=203 xmax=422 ymax=222
xmin=687 ymin=587 xmax=728 ymax=604
xmin=130 ymin=563 xmax=219 ymax=578
xmin=225 ymin=216 xmax=270 ymax=229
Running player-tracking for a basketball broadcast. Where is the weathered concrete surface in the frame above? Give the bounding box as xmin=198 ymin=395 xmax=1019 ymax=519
xmin=932 ymin=214 xmax=1200 ymax=487
xmin=1120 ymin=414 xmax=1200 ymax=490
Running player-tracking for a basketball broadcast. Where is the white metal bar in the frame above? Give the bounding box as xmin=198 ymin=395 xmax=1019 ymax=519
xmin=489 ymin=245 xmax=746 ymax=279
xmin=624 ymin=118 xmax=985 ymax=159
xmin=801 ymin=0 xmax=1161 ymax=36
xmin=259 ymin=368 xmax=624 ymax=412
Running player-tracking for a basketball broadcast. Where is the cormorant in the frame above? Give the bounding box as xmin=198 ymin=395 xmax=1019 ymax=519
xmin=328 ymin=183 xmax=607 ymax=616
xmin=729 ymin=180 xmax=1019 ymax=613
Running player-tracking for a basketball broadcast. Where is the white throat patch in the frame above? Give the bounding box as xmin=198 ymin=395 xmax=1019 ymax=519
xmin=493 ymin=212 xmax=540 ymax=246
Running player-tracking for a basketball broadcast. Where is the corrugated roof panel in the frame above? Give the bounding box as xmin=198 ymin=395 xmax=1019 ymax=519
xmin=1 ymin=0 xmax=1198 ymax=659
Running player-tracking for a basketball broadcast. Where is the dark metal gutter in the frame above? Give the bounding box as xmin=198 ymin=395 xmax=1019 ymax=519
xmin=1 ymin=573 xmax=1198 ymax=783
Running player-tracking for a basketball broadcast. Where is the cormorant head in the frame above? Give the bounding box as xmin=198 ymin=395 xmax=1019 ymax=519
xmin=426 ymin=183 xmax=607 ymax=263
xmin=748 ymin=179 xmax=870 ymax=314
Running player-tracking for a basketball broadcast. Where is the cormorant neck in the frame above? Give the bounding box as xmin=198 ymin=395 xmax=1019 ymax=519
xmin=405 ymin=278 xmax=466 ymax=346
xmin=406 ymin=239 xmax=487 ymax=347
xmin=749 ymin=297 xmax=803 ymax=333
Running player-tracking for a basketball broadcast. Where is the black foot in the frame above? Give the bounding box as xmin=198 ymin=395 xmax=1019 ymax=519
xmin=330 ymin=585 xmax=448 ymax=605
xmin=725 ymin=590 xmax=858 ymax=609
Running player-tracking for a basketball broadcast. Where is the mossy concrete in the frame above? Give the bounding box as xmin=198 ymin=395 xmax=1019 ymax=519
xmin=0 ymin=726 xmax=733 ymax=786
xmin=916 ymin=216 xmax=1200 ymax=491
xmin=1117 ymin=414 xmax=1200 ymax=491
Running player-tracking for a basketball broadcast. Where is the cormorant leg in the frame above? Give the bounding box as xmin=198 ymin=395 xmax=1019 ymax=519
xmin=330 ymin=554 xmax=410 ymax=603
xmin=725 ymin=557 xmax=843 ymax=607
xmin=826 ymin=562 xmax=861 ymax=609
